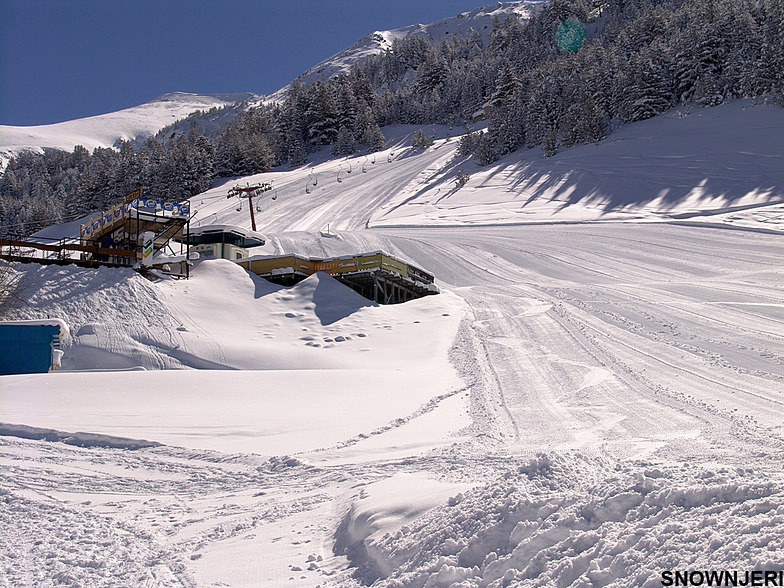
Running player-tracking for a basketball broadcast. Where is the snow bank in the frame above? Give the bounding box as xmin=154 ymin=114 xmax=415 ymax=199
xmin=334 ymin=473 xmax=477 ymax=582
xmin=5 ymin=262 xmax=189 ymax=370
xmin=353 ymin=454 xmax=784 ymax=587
xmin=0 ymin=423 xmax=160 ymax=450
xmin=1 ymin=258 xmax=467 ymax=458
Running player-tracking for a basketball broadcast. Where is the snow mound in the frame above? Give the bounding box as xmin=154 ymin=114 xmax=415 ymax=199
xmin=7 ymin=262 xmax=186 ymax=370
xmin=350 ymin=454 xmax=784 ymax=587
xmin=0 ymin=423 xmax=160 ymax=450
xmin=335 ymin=472 xmax=476 ymax=582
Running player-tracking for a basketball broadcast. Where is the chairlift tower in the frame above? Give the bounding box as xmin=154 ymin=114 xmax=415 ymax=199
xmin=227 ymin=183 xmax=273 ymax=231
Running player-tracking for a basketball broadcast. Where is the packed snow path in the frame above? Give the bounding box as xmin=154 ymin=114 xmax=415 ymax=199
xmin=284 ymin=223 xmax=784 ymax=464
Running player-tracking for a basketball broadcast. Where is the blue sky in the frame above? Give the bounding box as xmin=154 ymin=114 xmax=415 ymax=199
xmin=0 ymin=0 xmax=486 ymax=126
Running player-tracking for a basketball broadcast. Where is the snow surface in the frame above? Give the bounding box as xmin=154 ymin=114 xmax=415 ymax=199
xmin=2 ymin=100 xmax=784 ymax=587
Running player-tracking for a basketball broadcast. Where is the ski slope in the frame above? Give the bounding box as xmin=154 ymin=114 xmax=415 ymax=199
xmin=191 ymin=101 xmax=784 ymax=235
xmin=2 ymin=101 xmax=784 ymax=587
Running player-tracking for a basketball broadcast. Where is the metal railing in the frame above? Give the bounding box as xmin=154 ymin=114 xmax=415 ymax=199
xmin=0 ymin=237 xmax=138 ymax=267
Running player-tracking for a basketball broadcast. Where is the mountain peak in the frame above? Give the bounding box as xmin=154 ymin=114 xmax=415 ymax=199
xmin=267 ymin=1 xmax=545 ymax=102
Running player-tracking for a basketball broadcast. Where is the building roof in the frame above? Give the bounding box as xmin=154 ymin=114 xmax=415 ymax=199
xmin=181 ymin=224 xmax=266 ymax=248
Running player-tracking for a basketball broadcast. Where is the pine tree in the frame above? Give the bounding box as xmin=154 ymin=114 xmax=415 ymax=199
xmin=305 ymin=82 xmax=338 ymax=147
xmin=487 ymin=61 xmax=522 ymax=110
xmin=414 ymin=47 xmax=448 ymax=94
xmin=361 ymin=123 xmax=386 ymax=152
xmin=623 ymin=46 xmax=675 ymax=122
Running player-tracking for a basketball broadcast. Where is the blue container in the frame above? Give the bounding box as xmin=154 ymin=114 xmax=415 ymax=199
xmin=0 ymin=323 xmax=63 ymax=375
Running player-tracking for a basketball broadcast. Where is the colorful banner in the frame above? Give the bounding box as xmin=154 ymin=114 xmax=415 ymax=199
xmin=134 ymin=199 xmax=189 ymax=217
xmin=80 ymin=200 xmax=126 ymax=238
xmin=80 ymin=198 xmax=190 ymax=238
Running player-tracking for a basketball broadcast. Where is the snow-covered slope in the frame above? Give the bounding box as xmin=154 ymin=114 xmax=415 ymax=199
xmin=265 ymin=1 xmax=545 ymax=103
xmin=0 ymin=92 xmax=254 ymax=165
xmin=3 ymin=95 xmax=784 ymax=586
xmin=185 ymin=100 xmax=784 ymax=236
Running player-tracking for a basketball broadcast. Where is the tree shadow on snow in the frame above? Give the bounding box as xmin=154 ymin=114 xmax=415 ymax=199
xmin=496 ymin=104 xmax=784 ymax=216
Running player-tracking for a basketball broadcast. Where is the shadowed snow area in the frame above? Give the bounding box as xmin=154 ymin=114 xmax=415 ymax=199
xmin=2 ymin=100 xmax=784 ymax=587
xmin=307 ymin=272 xmax=376 ymax=325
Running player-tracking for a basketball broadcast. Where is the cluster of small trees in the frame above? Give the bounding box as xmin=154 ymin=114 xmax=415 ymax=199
xmin=2 ymin=0 xmax=782 ymax=237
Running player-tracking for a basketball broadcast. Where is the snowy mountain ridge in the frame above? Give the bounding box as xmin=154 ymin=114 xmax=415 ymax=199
xmin=265 ymin=1 xmax=545 ymax=103
xmin=0 ymin=92 xmax=256 ymax=168
xmin=0 ymin=1 xmax=543 ymax=166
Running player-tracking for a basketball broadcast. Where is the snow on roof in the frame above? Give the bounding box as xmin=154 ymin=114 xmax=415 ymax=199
xmin=0 ymin=318 xmax=70 ymax=338
xmin=241 ymin=250 xmax=385 ymax=263
xmin=183 ymin=224 xmax=266 ymax=247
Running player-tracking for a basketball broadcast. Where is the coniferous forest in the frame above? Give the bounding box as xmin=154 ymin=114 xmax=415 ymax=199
xmin=1 ymin=0 xmax=782 ymax=237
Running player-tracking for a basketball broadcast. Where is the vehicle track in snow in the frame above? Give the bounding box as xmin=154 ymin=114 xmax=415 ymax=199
xmin=228 ymin=220 xmax=783 ymax=467
xmin=349 ymin=223 xmax=784 ymax=467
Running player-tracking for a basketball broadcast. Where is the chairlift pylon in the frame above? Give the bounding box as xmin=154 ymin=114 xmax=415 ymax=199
xmin=226 ymin=181 xmax=273 ymax=231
